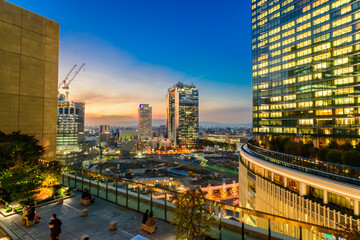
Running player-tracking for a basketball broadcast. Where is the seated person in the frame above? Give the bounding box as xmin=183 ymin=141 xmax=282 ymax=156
xmin=146 ymin=211 xmax=155 ymax=227
xmin=27 ymin=206 xmax=35 ymax=221
xmin=82 ymin=188 xmax=94 ymax=203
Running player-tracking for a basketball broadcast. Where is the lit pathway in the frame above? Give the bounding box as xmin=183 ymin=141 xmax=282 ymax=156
xmin=0 ymin=192 xmax=176 ymax=240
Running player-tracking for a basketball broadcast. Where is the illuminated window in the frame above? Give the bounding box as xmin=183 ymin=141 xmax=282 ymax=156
xmin=283 ymin=78 xmax=296 ymax=85
xmin=297 ymin=22 xmax=311 ymax=32
xmin=271 ymin=50 xmax=281 ymax=57
xmin=313 ymin=5 xmax=329 ymax=17
xmin=269 ymin=27 xmax=281 ymax=36
xmin=313 ymin=0 xmax=329 ymax=8
xmin=297 ymin=57 xmax=312 ymax=65
xmin=335 ymin=87 xmax=354 ymax=95
xmin=270 ymin=65 xmax=281 ymax=72
xmin=299 ymin=119 xmax=314 ymax=125
xmin=259 ymin=105 xmax=269 ymax=110
xmin=283 ymin=103 xmax=296 ymax=109
xmin=284 ymin=128 xmax=297 ymax=133
xmin=270 ymin=104 xmax=282 ymax=110
xmin=332 ymin=0 xmax=351 ymax=9
xmin=282 ymin=53 xmax=295 ymax=61
xmin=313 ymin=24 xmax=330 ymax=34
xmin=313 ymin=14 xmax=330 ymax=25
xmin=297 ymin=13 xmax=311 ymax=24
xmin=334 ymin=66 xmax=353 ymax=75
xmin=297 ymin=31 xmax=311 ymax=41
xmin=270 ymin=96 xmax=282 ymax=102
xmin=314 ymin=43 xmax=331 ymax=52
xmin=335 ymin=118 xmax=355 ymax=125
xmin=316 ymin=109 xmax=332 ymax=115
xmin=314 ymin=62 xmax=328 ymax=70
xmin=314 ymin=52 xmax=331 ymax=61
xmin=332 ymin=15 xmax=352 ymax=28
xmin=315 ymin=90 xmax=332 ymax=97
xmin=270 ymin=112 xmax=282 ymax=117
xmin=297 ymin=40 xmax=312 ymax=49
xmin=259 ymin=112 xmax=269 ymax=118
xmin=282 ymin=29 xmax=295 ymax=38
xmin=334 ymin=57 xmax=349 ymax=66
xmin=314 ymin=33 xmax=330 ymax=43
xmin=334 ymin=77 xmax=354 ymax=85
xmin=297 ymin=48 xmax=312 ymax=57
xmin=333 ymin=36 xmax=352 ymax=46
xmin=335 ymin=108 xmax=354 ymax=115
xmin=333 ymin=46 xmax=352 ymax=56
xmin=333 ymin=26 xmax=352 ymax=37
xmin=259 ymin=83 xmax=269 ymax=89
xmin=269 ymin=35 xmax=281 ymax=43
xmin=334 ymin=97 xmax=354 ymax=105
xmin=282 ymin=61 xmax=295 ymax=69
xmin=282 ymin=37 xmax=295 ymax=46
xmin=298 ymin=101 xmax=313 ymax=108
xmin=283 ymin=94 xmax=296 ymax=101
xmin=298 ymin=74 xmax=312 ymax=82
xmin=315 ymin=100 xmax=331 ymax=106
xmin=314 ymin=73 xmax=322 ymax=79
xmin=270 ymin=42 xmax=281 ymax=50
xmin=282 ymin=20 xmax=295 ymax=30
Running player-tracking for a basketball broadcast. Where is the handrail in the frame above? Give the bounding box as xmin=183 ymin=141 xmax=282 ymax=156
xmin=61 ymin=165 xmax=345 ymax=236
xmin=246 ymin=142 xmax=360 ymax=186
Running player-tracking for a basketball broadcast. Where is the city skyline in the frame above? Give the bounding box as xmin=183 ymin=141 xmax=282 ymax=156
xmin=8 ymin=0 xmax=252 ymax=126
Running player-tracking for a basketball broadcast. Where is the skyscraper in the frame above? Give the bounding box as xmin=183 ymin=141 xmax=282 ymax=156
xmin=56 ymin=94 xmax=85 ymax=164
xmin=0 ymin=1 xmax=59 ymax=160
xmin=166 ymin=82 xmax=199 ymax=148
xmin=138 ymin=104 xmax=152 ymax=138
xmin=252 ymin=0 xmax=360 ymax=147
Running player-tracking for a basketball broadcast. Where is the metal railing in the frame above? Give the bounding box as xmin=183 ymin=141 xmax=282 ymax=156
xmin=60 ymin=166 xmax=344 ymax=240
xmin=246 ymin=142 xmax=360 ymax=186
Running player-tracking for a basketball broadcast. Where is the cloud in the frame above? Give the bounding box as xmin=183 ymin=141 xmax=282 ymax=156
xmin=58 ymin=33 xmax=251 ymax=125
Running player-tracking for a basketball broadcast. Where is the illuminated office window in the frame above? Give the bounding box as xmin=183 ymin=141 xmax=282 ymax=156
xmin=335 ymin=87 xmax=354 ymax=95
xmin=332 ymin=15 xmax=352 ymax=27
xmin=315 ymin=90 xmax=332 ymax=97
xmin=270 ymin=96 xmax=282 ymax=102
xmin=283 ymin=78 xmax=296 ymax=85
xmin=299 ymin=119 xmax=314 ymax=125
xmin=334 ymin=97 xmax=354 ymax=105
xmin=334 ymin=57 xmax=349 ymax=66
xmin=270 ymin=112 xmax=282 ymax=117
xmin=283 ymin=94 xmax=296 ymax=101
xmin=333 ymin=36 xmax=352 ymax=46
xmin=334 ymin=77 xmax=354 ymax=85
xmin=297 ymin=40 xmax=312 ymax=48
xmin=333 ymin=26 xmax=352 ymax=37
xmin=298 ymin=101 xmax=313 ymax=108
xmin=333 ymin=46 xmax=352 ymax=56
xmin=316 ymin=109 xmax=332 ymax=115
xmin=298 ymin=74 xmax=313 ymax=82
xmin=334 ymin=66 xmax=353 ymax=75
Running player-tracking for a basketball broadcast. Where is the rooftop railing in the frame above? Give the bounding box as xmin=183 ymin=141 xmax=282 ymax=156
xmin=245 ymin=142 xmax=360 ymax=186
xmin=60 ymin=166 xmax=347 ymax=240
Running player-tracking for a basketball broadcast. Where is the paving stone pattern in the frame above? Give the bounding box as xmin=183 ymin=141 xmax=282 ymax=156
xmin=0 ymin=191 xmax=176 ymax=240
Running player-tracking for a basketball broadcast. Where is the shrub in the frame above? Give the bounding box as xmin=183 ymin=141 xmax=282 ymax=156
xmin=326 ymin=150 xmax=341 ymax=163
xmin=341 ymin=151 xmax=360 ymax=167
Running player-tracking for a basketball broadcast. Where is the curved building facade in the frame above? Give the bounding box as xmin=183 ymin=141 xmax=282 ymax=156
xmin=239 ymin=142 xmax=360 ymax=239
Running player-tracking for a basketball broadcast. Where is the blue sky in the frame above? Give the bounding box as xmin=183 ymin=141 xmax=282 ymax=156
xmin=10 ymin=0 xmax=252 ymax=125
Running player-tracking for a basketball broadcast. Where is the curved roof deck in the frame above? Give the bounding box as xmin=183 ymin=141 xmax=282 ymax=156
xmin=243 ymin=142 xmax=360 ymax=186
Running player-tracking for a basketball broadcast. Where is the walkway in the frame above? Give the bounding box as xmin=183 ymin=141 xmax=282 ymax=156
xmin=0 ymin=192 xmax=175 ymax=240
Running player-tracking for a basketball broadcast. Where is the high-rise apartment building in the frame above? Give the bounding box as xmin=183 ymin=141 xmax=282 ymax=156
xmin=0 ymin=1 xmax=59 ymax=160
xmin=138 ymin=104 xmax=152 ymax=138
xmin=56 ymin=94 xmax=85 ymax=164
xmin=252 ymin=0 xmax=360 ymax=147
xmin=166 ymin=82 xmax=199 ymax=148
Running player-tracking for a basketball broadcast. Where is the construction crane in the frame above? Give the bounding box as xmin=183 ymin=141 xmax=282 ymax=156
xmin=58 ymin=64 xmax=77 ymax=90
xmin=61 ymin=63 xmax=86 ymax=101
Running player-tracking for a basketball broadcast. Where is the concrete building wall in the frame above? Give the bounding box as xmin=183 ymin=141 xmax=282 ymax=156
xmin=0 ymin=1 xmax=59 ymax=161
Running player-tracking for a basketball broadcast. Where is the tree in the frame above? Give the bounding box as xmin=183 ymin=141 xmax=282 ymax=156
xmin=341 ymin=151 xmax=360 ymax=167
xmin=173 ymin=189 xmax=212 ymax=240
xmin=327 ymin=140 xmax=339 ymax=150
xmin=0 ymin=132 xmax=60 ymax=203
xmin=326 ymin=149 xmax=341 ymax=163
xmin=340 ymin=141 xmax=354 ymax=151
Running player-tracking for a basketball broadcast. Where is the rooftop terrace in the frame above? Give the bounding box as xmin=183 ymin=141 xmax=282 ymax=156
xmin=0 ymin=192 xmax=175 ymax=240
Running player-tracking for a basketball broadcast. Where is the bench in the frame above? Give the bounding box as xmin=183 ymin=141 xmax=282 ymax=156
xmin=81 ymin=198 xmax=91 ymax=206
xmin=141 ymin=224 xmax=155 ymax=234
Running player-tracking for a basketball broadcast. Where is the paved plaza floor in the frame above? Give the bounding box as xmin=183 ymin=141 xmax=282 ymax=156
xmin=0 ymin=191 xmax=176 ymax=240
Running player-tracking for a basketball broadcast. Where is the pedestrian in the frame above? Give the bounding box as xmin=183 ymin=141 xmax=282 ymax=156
xmin=142 ymin=209 xmax=149 ymax=224
xmin=49 ymin=214 xmax=62 ymax=240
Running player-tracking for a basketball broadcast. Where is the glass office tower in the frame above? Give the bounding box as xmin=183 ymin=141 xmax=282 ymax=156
xmin=138 ymin=104 xmax=152 ymax=138
xmin=252 ymin=0 xmax=360 ymax=147
xmin=166 ymin=82 xmax=199 ymax=148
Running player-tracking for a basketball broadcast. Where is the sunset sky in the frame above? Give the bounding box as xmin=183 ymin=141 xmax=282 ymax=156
xmin=11 ymin=0 xmax=252 ymax=126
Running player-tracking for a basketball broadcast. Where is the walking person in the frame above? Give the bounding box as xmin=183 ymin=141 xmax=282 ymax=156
xmin=49 ymin=214 xmax=62 ymax=240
